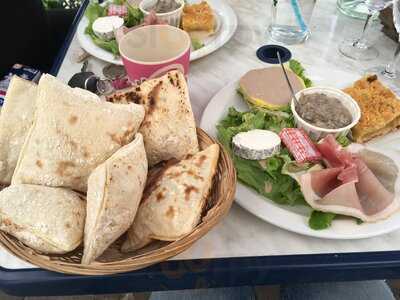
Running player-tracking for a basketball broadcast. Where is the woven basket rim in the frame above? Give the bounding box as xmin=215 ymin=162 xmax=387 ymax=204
xmin=0 ymin=128 xmax=237 ymax=275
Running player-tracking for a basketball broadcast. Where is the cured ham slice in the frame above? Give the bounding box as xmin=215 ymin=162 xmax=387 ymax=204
xmin=310 ymin=167 xmax=343 ymax=197
xmin=299 ymin=135 xmax=399 ymax=222
xmin=317 ymin=135 xmax=343 ymax=167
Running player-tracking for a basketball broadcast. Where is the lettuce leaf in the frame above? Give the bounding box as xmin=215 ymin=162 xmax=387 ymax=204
xmin=289 ymin=59 xmax=312 ymax=88
xmin=336 ymin=134 xmax=351 ymax=147
xmin=85 ymin=2 xmax=106 ymax=25
xmin=309 ymin=211 xmax=336 ymax=230
xmin=216 ymin=107 xmax=305 ymax=206
xmin=88 ymin=33 xmax=120 ymax=55
xmin=125 ymin=3 xmax=144 ymax=27
xmin=192 ymin=38 xmax=205 ymax=50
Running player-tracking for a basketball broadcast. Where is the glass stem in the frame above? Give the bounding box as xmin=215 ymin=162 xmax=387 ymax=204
xmin=383 ymin=43 xmax=400 ymax=79
xmin=271 ymin=0 xmax=278 ymax=25
xmin=353 ymin=13 xmax=374 ymax=49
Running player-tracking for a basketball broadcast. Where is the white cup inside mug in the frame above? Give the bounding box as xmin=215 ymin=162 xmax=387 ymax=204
xmin=119 ymin=25 xmax=191 ymax=82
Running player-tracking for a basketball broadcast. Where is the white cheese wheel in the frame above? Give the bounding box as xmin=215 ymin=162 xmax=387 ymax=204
xmin=232 ymin=129 xmax=281 ymax=160
xmin=92 ymin=16 xmax=124 ymax=41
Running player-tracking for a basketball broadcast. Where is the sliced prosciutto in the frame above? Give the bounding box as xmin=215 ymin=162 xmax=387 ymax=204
xmin=299 ymin=135 xmax=399 ymax=222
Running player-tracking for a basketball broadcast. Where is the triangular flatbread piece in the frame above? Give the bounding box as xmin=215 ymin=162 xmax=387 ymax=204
xmin=0 ymin=184 xmax=85 ymax=254
xmin=82 ymin=134 xmax=148 ymax=264
xmin=122 ymin=144 xmax=219 ymax=252
xmin=0 ymin=76 xmax=37 ymax=185
xmin=106 ymin=70 xmax=198 ymax=166
xmin=12 ymin=74 xmax=145 ymax=192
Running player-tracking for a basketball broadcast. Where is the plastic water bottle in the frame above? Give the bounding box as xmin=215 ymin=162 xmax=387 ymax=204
xmin=267 ymin=0 xmax=316 ymax=45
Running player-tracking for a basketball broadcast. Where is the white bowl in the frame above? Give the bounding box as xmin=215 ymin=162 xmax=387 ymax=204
xmin=139 ymin=0 xmax=185 ymax=27
xmin=290 ymin=86 xmax=361 ymax=141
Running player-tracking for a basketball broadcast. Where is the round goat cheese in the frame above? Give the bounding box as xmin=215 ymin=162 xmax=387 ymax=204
xmin=92 ymin=16 xmax=124 ymax=41
xmin=232 ymin=129 xmax=281 ymax=160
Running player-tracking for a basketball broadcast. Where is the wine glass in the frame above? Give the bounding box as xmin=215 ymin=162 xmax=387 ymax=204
xmin=365 ymin=0 xmax=400 ymax=91
xmin=339 ymin=0 xmax=393 ymax=61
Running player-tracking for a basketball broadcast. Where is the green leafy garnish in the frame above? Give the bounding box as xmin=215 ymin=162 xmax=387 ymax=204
xmin=192 ymin=38 xmax=205 ymax=51
xmin=125 ymin=3 xmax=144 ymax=27
xmin=289 ymin=59 xmax=312 ymax=88
xmin=309 ymin=211 xmax=336 ymax=230
xmin=217 ymin=107 xmax=305 ymax=206
xmin=85 ymin=2 xmax=106 ymax=25
xmin=336 ymin=134 xmax=352 ymax=147
xmin=88 ymin=33 xmax=120 ymax=55
xmin=356 ymin=218 xmax=363 ymax=225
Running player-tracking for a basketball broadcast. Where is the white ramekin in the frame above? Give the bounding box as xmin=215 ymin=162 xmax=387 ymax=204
xmin=139 ymin=0 xmax=185 ymax=28
xmin=290 ymin=86 xmax=361 ymax=141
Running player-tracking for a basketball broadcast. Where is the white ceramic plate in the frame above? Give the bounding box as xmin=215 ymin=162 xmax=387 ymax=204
xmin=200 ymin=66 xmax=400 ymax=240
xmin=77 ymin=0 xmax=237 ymax=64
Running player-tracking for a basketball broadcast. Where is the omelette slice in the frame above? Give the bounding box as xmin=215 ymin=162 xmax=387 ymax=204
xmin=343 ymin=75 xmax=400 ymax=143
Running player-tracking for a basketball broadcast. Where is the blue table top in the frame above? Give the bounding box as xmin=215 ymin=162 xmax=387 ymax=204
xmin=2 ymin=251 xmax=400 ymax=297
xmin=1 ymin=0 xmax=400 ymax=297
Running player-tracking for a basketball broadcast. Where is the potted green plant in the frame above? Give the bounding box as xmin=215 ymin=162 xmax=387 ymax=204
xmin=42 ymin=0 xmax=82 ymax=10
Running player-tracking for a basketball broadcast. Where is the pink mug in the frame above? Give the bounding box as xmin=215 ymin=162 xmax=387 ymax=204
xmin=119 ymin=25 xmax=191 ymax=84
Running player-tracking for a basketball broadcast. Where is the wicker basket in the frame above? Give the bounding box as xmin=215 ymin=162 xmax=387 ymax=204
xmin=0 ymin=128 xmax=236 ymax=275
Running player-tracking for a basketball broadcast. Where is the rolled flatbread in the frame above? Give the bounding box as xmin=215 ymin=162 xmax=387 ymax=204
xmin=12 ymin=74 xmax=145 ymax=192
xmin=82 ymin=133 xmax=148 ymax=264
xmin=0 ymin=184 xmax=85 ymax=254
xmin=122 ymin=144 xmax=219 ymax=252
xmin=106 ymin=70 xmax=199 ymax=166
xmin=0 ymin=76 xmax=37 ymax=185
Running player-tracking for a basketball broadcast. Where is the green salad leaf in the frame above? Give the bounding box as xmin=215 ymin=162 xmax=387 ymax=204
xmin=192 ymin=38 xmax=205 ymax=51
xmin=125 ymin=3 xmax=144 ymax=27
xmin=90 ymin=34 xmax=120 ymax=55
xmin=289 ymin=59 xmax=312 ymax=88
xmin=336 ymin=134 xmax=352 ymax=147
xmin=85 ymin=2 xmax=106 ymax=25
xmin=217 ymin=107 xmax=305 ymax=206
xmin=309 ymin=211 xmax=336 ymax=230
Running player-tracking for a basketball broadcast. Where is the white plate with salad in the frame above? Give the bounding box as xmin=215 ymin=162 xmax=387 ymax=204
xmin=76 ymin=0 xmax=237 ymax=65
xmin=200 ymin=61 xmax=400 ymax=239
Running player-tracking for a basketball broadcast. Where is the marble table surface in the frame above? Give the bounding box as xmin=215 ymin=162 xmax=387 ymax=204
xmin=1 ymin=0 xmax=399 ymax=270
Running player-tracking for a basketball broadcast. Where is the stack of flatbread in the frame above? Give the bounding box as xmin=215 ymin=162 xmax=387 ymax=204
xmin=0 ymin=70 xmax=220 ymax=265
